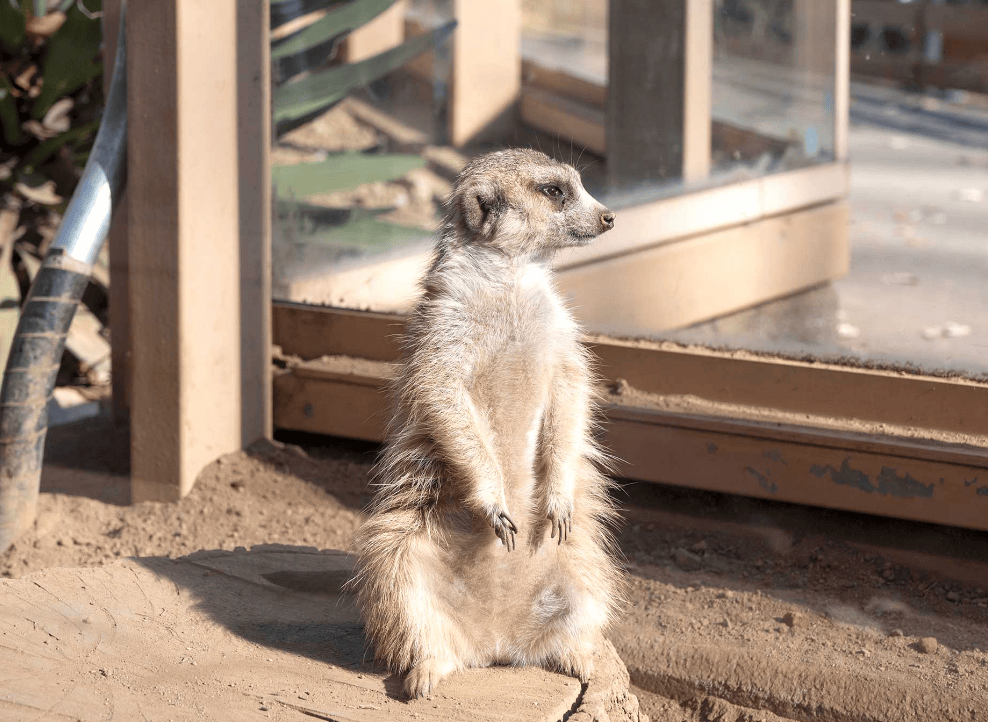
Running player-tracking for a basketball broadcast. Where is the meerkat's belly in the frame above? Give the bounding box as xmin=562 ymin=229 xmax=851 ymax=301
xmin=473 ymin=342 xmax=550 ymax=495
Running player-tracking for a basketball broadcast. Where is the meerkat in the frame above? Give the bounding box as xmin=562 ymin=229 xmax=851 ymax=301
xmin=350 ymin=148 xmax=621 ymax=699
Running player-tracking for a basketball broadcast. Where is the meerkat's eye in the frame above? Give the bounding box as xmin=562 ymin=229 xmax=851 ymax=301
xmin=539 ymin=184 xmax=564 ymax=200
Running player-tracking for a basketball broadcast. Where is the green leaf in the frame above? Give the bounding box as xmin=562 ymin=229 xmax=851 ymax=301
xmin=272 ymin=152 xmax=425 ymax=196
xmin=0 ymin=0 xmax=27 ymax=53
xmin=0 ymin=77 xmax=25 ymax=147
xmin=273 ymin=19 xmax=455 ymax=132
xmin=22 ymin=118 xmax=99 ymax=170
xmin=272 ymin=0 xmax=397 ymax=61
xmin=271 ymin=0 xmax=345 ymax=31
xmin=31 ymin=0 xmax=103 ymax=120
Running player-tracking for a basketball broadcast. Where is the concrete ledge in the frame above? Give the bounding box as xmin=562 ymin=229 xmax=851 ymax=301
xmin=0 ymin=546 xmax=645 ymax=721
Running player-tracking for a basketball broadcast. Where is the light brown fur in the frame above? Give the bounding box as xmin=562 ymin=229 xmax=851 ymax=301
xmin=350 ymin=149 xmax=621 ymax=699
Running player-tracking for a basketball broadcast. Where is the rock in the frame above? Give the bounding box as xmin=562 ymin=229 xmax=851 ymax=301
xmin=567 ymin=638 xmax=649 ymax=722
xmin=882 ymin=569 xmax=896 ymax=581
xmin=946 ymin=591 xmax=960 ymax=603
xmin=917 ymin=637 xmax=938 ymax=654
xmin=673 ymin=548 xmax=703 ymax=572
xmin=782 ymin=611 xmax=801 ymax=628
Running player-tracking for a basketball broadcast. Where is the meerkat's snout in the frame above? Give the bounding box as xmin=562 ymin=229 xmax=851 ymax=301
xmin=601 ymin=210 xmax=615 ymax=231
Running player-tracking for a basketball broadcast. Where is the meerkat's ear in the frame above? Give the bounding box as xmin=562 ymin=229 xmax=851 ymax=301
xmin=460 ymin=180 xmax=500 ymax=234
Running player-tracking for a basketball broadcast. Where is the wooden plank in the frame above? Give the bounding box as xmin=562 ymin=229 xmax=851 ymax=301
xmin=682 ymin=0 xmax=712 ymax=183
xmin=519 ymin=87 xmax=606 ymax=156
xmin=603 ymin=414 xmax=988 ymax=533
xmin=521 ymin=59 xmax=607 ymax=109
xmin=273 ymin=302 xmax=403 ymax=361
xmin=128 ymin=1 xmax=247 ymax=502
xmin=270 ymin=365 xmax=988 ymax=532
xmin=556 ymin=201 xmax=850 ymax=335
xmin=607 ymin=0 xmax=686 ymax=191
xmin=589 ymin=341 xmax=988 ymax=446
xmin=273 ymin=369 xmax=388 ymax=441
xmin=450 ymin=0 xmax=521 ymax=146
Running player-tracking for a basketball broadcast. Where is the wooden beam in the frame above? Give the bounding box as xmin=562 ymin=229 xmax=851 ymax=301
xmin=519 ymin=87 xmax=606 ymax=157
xmin=450 ymin=0 xmax=521 ymax=146
xmin=682 ymin=0 xmax=713 ymax=183
xmin=102 ymin=1 xmax=130 ymax=424
xmin=237 ymin=0 xmax=273 ymax=445
xmin=607 ymin=0 xmax=686 ymax=190
xmin=270 ymin=301 xmax=988 ymax=449
xmin=128 ymin=1 xmax=264 ymax=502
xmin=269 ymin=359 xmax=988 ymax=532
xmin=341 ymin=0 xmax=407 ymax=63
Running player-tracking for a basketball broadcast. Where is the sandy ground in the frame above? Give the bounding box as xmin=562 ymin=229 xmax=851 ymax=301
xmin=3 ymin=418 xmax=988 ymax=720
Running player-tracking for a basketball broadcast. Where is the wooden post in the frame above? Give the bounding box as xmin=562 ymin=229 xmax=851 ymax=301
xmin=102 ymin=1 xmax=130 ymax=425
xmin=341 ymin=0 xmax=408 ymax=63
xmin=127 ymin=1 xmax=270 ymax=502
xmin=450 ymin=0 xmax=521 ymax=146
xmin=683 ymin=0 xmax=713 ymax=183
xmin=237 ymin=1 xmax=273 ymax=446
xmin=606 ymin=0 xmax=687 ymax=191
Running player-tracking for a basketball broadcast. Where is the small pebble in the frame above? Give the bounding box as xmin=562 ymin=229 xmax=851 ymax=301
xmin=673 ymin=548 xmax=703 ymax=572
xmin=917 ymin=637 xmax=938 ymax=654
xmin=782 ymin=611 xmax=801 ymax=628
xmin=946 ymin=591 xmax=960 ymax=603
xmin=889 ymin=629 xmax=904 ymax=637
xmin=882 ymin=569 xmax=896 ymax=581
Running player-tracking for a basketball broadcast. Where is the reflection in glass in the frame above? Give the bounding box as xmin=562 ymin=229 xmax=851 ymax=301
xmin=711 ymin=0 xmax=836 ymax=179
xmin=270 ymin=0 xmax=843 ymax=311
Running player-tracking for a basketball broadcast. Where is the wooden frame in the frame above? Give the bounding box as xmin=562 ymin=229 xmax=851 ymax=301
xmin=271 ymin=303 xmax=988 ymax=532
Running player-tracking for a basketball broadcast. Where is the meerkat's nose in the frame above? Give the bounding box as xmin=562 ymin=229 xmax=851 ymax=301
xmin=601 ymin=211 xmax=615 ymax=230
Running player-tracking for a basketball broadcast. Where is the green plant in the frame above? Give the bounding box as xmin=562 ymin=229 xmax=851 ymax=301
xmin=271 ymin=0 xmax=456 ymax=254
xmin=1 ymin=0 xmax=104 ymax=370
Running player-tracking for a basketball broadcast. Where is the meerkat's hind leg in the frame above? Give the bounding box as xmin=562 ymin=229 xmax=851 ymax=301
xmin=404 ymin=657 xmax=458 ymax=699
xmin=554 ymin=643 xmax=595 ymax=684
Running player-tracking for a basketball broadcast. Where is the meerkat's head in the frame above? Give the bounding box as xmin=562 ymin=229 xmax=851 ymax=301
xmin=446 ymin=149 xmax=614 ymax=256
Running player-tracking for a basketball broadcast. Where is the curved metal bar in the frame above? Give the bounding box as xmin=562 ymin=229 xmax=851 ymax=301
xmin=0 ymin=2 xmax=128 ymax=553
xmin=52 ymin=0 xmax=128 ymax=264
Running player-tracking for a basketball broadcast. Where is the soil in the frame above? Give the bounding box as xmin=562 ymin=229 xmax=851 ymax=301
xmin=3 ymin=418 xmax=988 ymax=721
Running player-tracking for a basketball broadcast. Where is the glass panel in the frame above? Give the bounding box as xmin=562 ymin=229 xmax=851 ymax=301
xmin=711 ymin=0 xmax=836 ymax=177
xmin=658 ymin=3 xmax=988 ymax=379
xmin=269 ymin=0 xmax=839 ymax=311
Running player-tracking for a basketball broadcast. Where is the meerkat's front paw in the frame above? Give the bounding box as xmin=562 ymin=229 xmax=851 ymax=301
xmin=547 ymin=497 xmax=574 ymax=544
xmin=490 ymin=509 xmax=518 ymax=551
xmin=404 ymin=659 xmax=450 ymax=699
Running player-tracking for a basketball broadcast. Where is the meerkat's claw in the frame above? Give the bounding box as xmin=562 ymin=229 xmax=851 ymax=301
xmin=549 ymin=511 xmax=573 ymax=544
xmin=492 ymin=511 xmax=518 ymax=551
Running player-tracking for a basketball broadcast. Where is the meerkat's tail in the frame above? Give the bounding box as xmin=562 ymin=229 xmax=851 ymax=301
xmin=349 ymin=505 xmax=431 ymax=673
